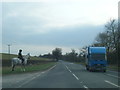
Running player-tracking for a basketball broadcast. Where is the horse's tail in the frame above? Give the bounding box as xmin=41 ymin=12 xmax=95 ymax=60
xmin=11 ymin=58 xmax=15 ymax=71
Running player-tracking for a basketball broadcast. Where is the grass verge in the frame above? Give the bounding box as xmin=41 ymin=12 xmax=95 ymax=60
xmin=107 ymin=64 xmax=120 ymax=71
xmin=2 ymin=62 xmax=56 ymax=75
xmin=74 ymin=62 xmax=119 ymax=71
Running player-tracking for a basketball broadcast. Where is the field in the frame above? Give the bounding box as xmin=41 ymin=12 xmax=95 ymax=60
xmin=1 ymin=53 xmax=57 ymax=75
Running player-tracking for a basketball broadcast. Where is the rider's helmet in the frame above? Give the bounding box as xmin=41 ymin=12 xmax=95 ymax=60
xmin=19 ymin=49 xmax=22 ymax=52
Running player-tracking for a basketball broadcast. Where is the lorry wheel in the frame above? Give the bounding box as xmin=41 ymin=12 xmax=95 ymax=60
xmin=86 ymin=65 xmax=88 ymax=71
xmin=89 ymin=69 xmax=92 ymax=72
xmin=86 ymin=67 xmax=89 ymax=71
xmin=103 ymin=70 xmax=106 ymax=72
xmin=90 ymin=70 xmax=93 ymax=72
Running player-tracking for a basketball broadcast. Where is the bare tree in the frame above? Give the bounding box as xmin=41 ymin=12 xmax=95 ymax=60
xmin=93 ymin=19 xmax=119 ymax=64
xmin=95 ymin=32 xmax=108 ymax=47
xmin=94 ymin=19 xmax=118 ymax=52
xmin=105 ymin=19 xmax=118 ymax=52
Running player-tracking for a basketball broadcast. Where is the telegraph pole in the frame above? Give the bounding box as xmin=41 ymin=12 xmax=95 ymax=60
xmin=8 ymin=44 xmax=11 ymax=54
xmin=8 ymin=44 xmax=11 ymax=60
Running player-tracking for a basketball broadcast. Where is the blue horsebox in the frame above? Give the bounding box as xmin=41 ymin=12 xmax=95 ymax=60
xmin=89 ymin=47 xmax=106 ymax=54
xmin=86 ymin=47 xmax=107 ymax=72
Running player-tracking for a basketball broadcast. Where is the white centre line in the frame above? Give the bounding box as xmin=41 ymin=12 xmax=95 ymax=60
xmin=68 ymin=69 xmax=72 ymax=72
xmin=105 ymin=80 xmax=120 ymax=88
xmin=65 ymin=65 xmax=72 ymax=73
xmin=64 ymin=64 xmax=88 ymax=89
xmin=65 ymin=65 xmax=79 ymax=80
xmin=83 ymin=85 xmax=89 ymax=89
xmin=72 ymin=73 xmax=79 ymax=80
xmin=65 ymin=66 xmax=69 ymax=69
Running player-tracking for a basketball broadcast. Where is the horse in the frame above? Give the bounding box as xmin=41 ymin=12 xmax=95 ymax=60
xmin=11 ymin=53 xmax=30 ymax=71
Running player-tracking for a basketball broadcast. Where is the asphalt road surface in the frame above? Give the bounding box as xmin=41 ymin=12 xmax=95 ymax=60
xmin=2 ymin=60 xmax=120 ymax=89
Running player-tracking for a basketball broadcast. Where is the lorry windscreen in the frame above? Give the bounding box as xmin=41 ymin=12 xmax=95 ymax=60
xmin=90 ymin=54 xmax=106 ymax=60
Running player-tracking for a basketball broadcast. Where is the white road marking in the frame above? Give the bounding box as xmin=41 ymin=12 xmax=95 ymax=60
xmin=64 ymin=63 xmax=88 ymax=89
xmin=80 ymin=81 xmax=83 ymax=83
xmin=47 ymin=65 xmax=56 ymax=72
xmin=65 ymin=66 xmax=69 ymax=69
xmin=18 ymin=65 xmax=57 ymax=88
xmin=106 ymin=74 xmax=120 ymax=79
xmin=65 ymin=65 xmax=79 ymax=80
xmin=36 ymin=74 xmax=40 ymax=77
xmin=72 ymin=73 xmax=79 ymax=80
xmin=18 ymin=78 xmax=34 ymax=88
xmin=105 ymin=80 xmax=120 ymax=88
xmin=83 ymin=85 xmax=89 ymax=89
xmin=68 ymin=69 xmax=72 ymax=72
xmin=41 ymin=72 xmax=45 ymax=74
xmin=65 ymin=65 xmax=72 ymax=73
xmin=18 ymin=73 xmax=43 ymax=88
xmin=32 ymin=77 xmax=36 ymax=79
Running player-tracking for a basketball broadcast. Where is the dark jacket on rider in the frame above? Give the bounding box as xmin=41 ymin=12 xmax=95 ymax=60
xmin=18 ymin=50 xmax=24 ymax=63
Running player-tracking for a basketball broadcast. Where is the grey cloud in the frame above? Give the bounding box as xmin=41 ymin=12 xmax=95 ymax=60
xmin=3 ymin=24 xmax=104 ymax=48
xmin=2 ymin=2 xmax=105 ymax=48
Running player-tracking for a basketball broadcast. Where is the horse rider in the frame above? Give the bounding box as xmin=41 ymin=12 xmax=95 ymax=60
xmin=18 ymin=49 xmax=24 ymax=64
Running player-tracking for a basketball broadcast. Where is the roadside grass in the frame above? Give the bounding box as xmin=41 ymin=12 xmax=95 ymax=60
xmin=1 ymin=53 xmax=56 ymax=75
xmin=2 ymin=62 xmax=56 ymax=75
xmin=107 ymin=65 xmax=120 ymax=71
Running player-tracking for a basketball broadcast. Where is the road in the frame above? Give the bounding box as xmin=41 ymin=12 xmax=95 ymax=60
xmin=2 ymin=60 xmax=120 ymax=89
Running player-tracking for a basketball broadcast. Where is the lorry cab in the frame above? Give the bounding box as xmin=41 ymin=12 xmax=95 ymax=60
xmin=86 ymin=47 xmax=107 ymax=72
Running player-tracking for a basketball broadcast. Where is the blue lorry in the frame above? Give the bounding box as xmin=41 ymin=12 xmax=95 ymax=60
xmin=85 ymin=47 xmax=107 ymax=72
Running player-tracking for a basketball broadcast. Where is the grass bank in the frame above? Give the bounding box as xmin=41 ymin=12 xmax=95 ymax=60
xmin=1 ymin=53 xmax=57 ymax=75
xmin=2 ymin=62 xmax=57 ymax=75
xmin=1 ymin=53 xmax=54 ymax=67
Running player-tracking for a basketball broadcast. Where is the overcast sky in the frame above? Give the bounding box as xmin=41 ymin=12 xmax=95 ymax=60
xmin=1 ymin=0 xmax=119 ymax=56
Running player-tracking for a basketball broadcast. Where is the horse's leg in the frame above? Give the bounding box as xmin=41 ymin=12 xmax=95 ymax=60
xmin=12 ymin=65 xmax=15 ymax=71
xmin=23 ymin=64 xmax=25 ymax=72
xmin=21 ymin=64 xmax=23 ymax=71
xmin=21 ymin=63 xmax=25 ymax=71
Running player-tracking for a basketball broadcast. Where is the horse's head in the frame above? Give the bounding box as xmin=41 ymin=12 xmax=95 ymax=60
xmin=24 ymin=53 xmax=30 ymax=60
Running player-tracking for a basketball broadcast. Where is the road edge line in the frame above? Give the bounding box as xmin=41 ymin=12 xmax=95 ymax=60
xmin=105 ymin=80 xmax=120 ymax=88
xmin=106 ymin=74 xmax=120 ymax=79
